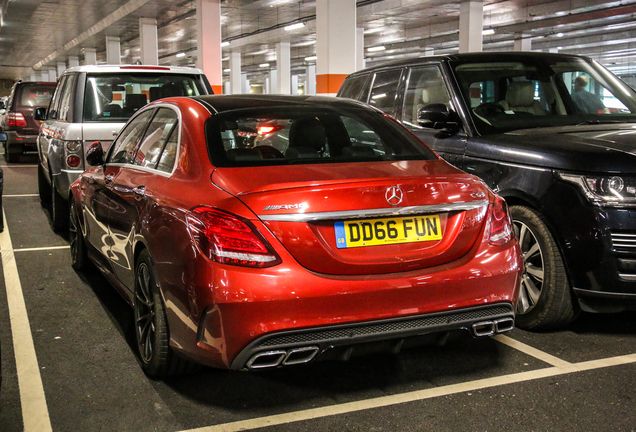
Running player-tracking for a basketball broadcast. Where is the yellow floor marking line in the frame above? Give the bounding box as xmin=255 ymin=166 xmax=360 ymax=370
xmin=1 ymin=210 xmax=53 ymax=432
xmin=494 ymin=334 xmax=573 ymax=367
xmin=179 ymin=353 xmax=636 ymax=432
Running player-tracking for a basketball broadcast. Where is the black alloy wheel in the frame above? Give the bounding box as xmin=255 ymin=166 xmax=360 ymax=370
xmin=134 ymin=250 xmax=196 ymax=377
xmin=511 ymin=205 xmax=579 ymax=331
xmin=69 ymin=197 xmax=88 ymax=271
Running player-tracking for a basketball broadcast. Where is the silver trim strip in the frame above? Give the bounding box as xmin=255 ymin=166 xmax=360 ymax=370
xmin=258 ymin=200 xmax=488 ymax=222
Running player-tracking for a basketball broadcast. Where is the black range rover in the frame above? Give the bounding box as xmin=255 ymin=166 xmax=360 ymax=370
xmin=338 ymin=52 xmax=636 ymax=330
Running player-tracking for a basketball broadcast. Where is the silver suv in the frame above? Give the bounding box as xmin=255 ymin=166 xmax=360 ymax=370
xmin=35 ymin=65 xmax=212 ymax=230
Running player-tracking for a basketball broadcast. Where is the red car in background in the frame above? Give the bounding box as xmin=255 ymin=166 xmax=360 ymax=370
xmin=69 ymin=95 xmax=522 ymax=377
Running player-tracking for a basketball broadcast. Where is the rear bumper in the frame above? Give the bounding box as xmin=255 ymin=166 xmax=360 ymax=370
xmin=6 ymin=130 xmax=37 ymax=147
xmin=230 ymin=303 xmax=515 ymax=370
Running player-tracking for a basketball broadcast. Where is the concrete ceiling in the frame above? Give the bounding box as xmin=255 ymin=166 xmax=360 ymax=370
xmin=1 ymin=0 xmax=636 ymax=84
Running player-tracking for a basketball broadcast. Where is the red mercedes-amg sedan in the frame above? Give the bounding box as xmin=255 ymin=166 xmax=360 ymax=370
xmin=69 ymin=95 xmax=522 ymax=377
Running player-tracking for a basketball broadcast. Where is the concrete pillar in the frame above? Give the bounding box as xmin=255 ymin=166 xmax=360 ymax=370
xmin=356 ymin=27 xmax=365 ymax=71
xmin=196 ymin=0 xmax=223 ymax=94
xmin=306 ymin=64 xmax=316 ymax=95
xmin=316 ymin=0 xmax=356 ymax=95
xmin=549 ymin=48 xmax=559 ymax=53
xmin=514 ymin=35 xmax=532 ymax=51
xmin=39 ymin=70 xmax=49 ymax=81
xmin=270 ymin=69 xmax=278 ymax=94
xmin=29 ymin=73 xmax=37 ymax=81
xmin=57 ymin=61 xmax=66 ymax=76
xmin=139 ymin=17 xmax=158 ymax=65
xmin=459 ymin=0 xmax=483 ymax=53
xmin=106 ymin=36 xmax=121 ymax=64
xmin=84 ymin=48 xmax=97 ymax=65
xmin=223 ymin=81 xmax=230 ymax=95
xmin=48 ymin=68 xmax=57 ymax=82
xmin=230 ymin=51 xmax=241 ymax=94
xmin=291 ymin=75 xmax=299 ymax=95
xmin=241 ymin=73 xmax=249 ymax=94
xmin=276 ymin=41 xmax=291 ymax=95
xmin=265 ymin=77 xmax=270 ymax=94
xmin=68 ymin=56 xmax=80 ymax=68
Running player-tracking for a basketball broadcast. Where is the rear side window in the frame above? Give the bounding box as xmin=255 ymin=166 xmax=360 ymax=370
xmin=368 ymin=69 xmax=403 ymax=115
xmin=17 ymin=84 xmax=55 ymax=108
xmin=107 ymin=109 xmax=155 ymax=165
xmin=337 ymin=74 xmax=368 ymax=100
xmin=83 ymin=73 xmax=205 ymax=122
xmin=206 ymin=106 xmax=436 ymax=167
xmin=133 ymin=108 xmax=179 ymax=172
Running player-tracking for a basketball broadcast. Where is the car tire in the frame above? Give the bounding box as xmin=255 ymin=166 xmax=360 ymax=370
xmin=50 ymin=177 xmax=69 ymax=232
xmin=69 ymin=197 xmax=88 ymax=271
xmin=134 ymin=249 xmax=197 ymax=377
xmin=511 ymin=205 xmax=579 ymax=331
xmin=38 ymin=164 xmax=51 ymax=207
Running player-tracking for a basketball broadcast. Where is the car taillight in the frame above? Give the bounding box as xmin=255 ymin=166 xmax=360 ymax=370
xmin=488 ymin=196 xmax=513 ymax=246
xmin=63 ymin=140 xmax=84 ymax=170
xmin=186 ymin=206 xmax=282 ymax=268
xmin=7 ymin=113 xmax=27 ymax=127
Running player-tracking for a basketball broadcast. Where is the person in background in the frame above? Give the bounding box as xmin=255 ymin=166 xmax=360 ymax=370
xmin=571 ymin=74 xmax=610 ymax=114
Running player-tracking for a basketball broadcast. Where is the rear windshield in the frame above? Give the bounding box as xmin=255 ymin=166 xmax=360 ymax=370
xmin=17 ymin=84 xmax=55 ymax=108
xmin=83 ymin=73 xmax=206 ymax=122
xmin=205 ymin=106 xmax=437 ymax=167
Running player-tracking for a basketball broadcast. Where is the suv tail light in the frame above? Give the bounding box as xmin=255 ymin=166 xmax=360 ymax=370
xmin=488 ymin=196 xmax=513 ymax=246
xmin=186 ymin=206 xmax=282 ymax=268
xmin=64 ymin=140 xmax=84 ymax=170
xmin=7 ymin=113 xmax=27 ymax=127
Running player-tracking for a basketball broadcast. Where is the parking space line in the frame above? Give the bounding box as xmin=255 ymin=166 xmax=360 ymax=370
xmin=0 ymin=165 xmax=37 ymax=168
xmin=14 ymin=246 xmax=70 ymax=253
xmin=493 ymin=334 xmax=572 ymax=367
xmin=1 ymin=210 xmax=53 ymax=432
xmin=4 ymin=194 xmax=40 ymax=198
xmin=180 ymin=353 xmax=636 ymax=432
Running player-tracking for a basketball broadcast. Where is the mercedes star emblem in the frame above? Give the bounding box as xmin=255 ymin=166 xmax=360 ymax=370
xmin=385 ymin=186 xmax=404 ymax=206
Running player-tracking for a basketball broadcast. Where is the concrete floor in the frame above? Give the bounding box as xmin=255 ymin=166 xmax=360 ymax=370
xmin=1 ymin=153 xmax=635 ymax=432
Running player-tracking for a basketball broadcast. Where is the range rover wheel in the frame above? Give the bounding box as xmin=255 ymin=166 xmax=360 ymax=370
xmin=37 ymin=165 xmax=51 ymax=206
xmin=134 ymin=250 xmax=196 ymax=377
xmin=50 ymin=178 xmax=69 ymax=232
xmin=511 ymin=205 xmax=579 ymax=330
xmin=69 ymin=197 xmax=88 ymax=271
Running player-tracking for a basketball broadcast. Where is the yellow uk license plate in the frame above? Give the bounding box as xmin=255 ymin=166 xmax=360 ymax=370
xmin=335 ymin=215 xmax=442 ymax=249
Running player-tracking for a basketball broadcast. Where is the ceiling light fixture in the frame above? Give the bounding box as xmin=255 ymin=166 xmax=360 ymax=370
xmin=259 ymin=63 xmax=270 ymax=68
xmin=221 ymin=41 xmax=230 ymax=47
xmin=304 ymin=55 xmax=317 ymax=61
xmin=367 ymin=46 xmax=386 ymax=52
xmin=284 ymin=22 xmax=305 ymax=31
xmin=482 ymin=28 xmax=495 ymax=36
xmin=176 ymin=52 xmax=186 ymax=58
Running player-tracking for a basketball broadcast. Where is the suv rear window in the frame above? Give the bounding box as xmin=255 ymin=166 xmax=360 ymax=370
xmin=17 ymin=84 xmax=55 ymax=108
xmin=83 ymin=73 xmax=205 ymax=122
xmin=206 ymin=106 xmax=436 ymax=167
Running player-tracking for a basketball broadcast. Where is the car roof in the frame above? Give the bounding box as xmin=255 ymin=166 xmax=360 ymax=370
xmin=193 ymin=94 xmax=376 ymax=114
xmin=346 ymin=51 xmax=595 ymax=76
xmin=62 ymin=64 xmax=205 ymax=75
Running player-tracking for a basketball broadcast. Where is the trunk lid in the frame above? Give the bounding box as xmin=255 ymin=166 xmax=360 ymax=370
xmin=212 ymin=160 xmax=492 ymax=275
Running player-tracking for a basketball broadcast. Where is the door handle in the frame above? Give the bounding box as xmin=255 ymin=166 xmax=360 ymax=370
xmin=104 ymin=173 xmax=114 ymax=188
xmin=132 ymin=185 xmax=146 ymax=201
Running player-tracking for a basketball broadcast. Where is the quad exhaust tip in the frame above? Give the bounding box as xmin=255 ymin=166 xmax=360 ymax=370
xmin=246 ymin=346 xmax=320 ymax=370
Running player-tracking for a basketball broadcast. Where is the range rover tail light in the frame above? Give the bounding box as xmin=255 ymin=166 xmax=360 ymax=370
xmin=7 ymin=113 xmax=27 ymax=127
xmin=488 ymin=196 xmax=513 ymax=246
xmin=64 ymin=140 xmax=84 ymax=170
xmin=186 ymin=206 xmax=281 ymax=268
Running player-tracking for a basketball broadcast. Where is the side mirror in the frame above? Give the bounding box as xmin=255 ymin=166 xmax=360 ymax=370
xmin=417 ymin=103 xmax=459 ymax=131
xmin=0 ymin=133 xmax=7 ymax=142
xmin=0 ymin=101 xmax=5 ymax=110
xmin=86 ymin=141 xmax=105 ymax=166
xmin=33 ymin=107 xmax=47 ymax=121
